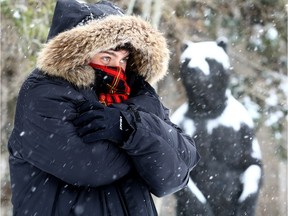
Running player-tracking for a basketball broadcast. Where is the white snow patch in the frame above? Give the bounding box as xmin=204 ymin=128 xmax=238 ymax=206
xmin=180 ymin=41 xmax=230 ymax=75
xmin=265 ymin=26 xmax=278 ymax=41
xmin=171 ymin=103 xmax=196 ymax=136
xmin=249 ymin=24 xmax=264 ymax=48
xmin=76 ymin=0 xmax=87 ymax=3
xmin=13 ymin=10 xmax=21 ymax=19
xmin=182 ymin=118 xmax=196 ymax=137
xmin=242 ymin=96 xmax=261 ymax=120
xmin=238 ymin=165 xmax=262 ymax=202
xmin=187 ymin=178 xmax=207 ymax=203
xmin=265 ymin=89 xmax=278 ymax=106
xmin=207 ymin=90 xmax=254 ymax=134
xmin=279 ymin=77 xmax=288 ymax=97
xmin=251 ymin=139 xmax=262 ymax=159
xmin=171 ymin=103 xmax=188 ymax=125
xmin=0 ymin=157 xmax=7 ymax=180
xmin=264 ymin=110 xmax=284 ymax=126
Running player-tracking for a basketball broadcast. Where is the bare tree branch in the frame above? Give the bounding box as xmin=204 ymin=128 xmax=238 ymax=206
xmin=151 ymin=0 xmax=163 ymax=29
xmin=126 ymin=0 xmax=137 ymax=15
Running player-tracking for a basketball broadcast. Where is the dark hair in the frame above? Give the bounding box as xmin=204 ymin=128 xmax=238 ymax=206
xmin=113 ymin=43 xmax=134 ymax=52
xmin=113 ymin=43 xmax=138 ymax=75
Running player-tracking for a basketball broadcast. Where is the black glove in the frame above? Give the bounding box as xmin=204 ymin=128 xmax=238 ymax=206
xmin=126 ymin=75 xmax=166 ymax=120
xmin=73 ymin=100 xmax=132 ymax=144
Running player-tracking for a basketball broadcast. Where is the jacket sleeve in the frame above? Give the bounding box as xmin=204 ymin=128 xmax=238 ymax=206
xmin=121 ymin=108 xmax=200 ymax=197
xmin=10 ymin=81 xmax=132 ymax=187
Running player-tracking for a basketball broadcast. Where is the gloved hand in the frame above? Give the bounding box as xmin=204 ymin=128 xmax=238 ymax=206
xmin=126 ymin=75 xmax=167 ymax=120
xmin=73 ymin=100 xmax=132 ymax=144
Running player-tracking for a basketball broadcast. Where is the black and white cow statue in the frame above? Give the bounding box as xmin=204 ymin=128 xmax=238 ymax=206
xmin=171 ymin=39 xmax=263 ymax=216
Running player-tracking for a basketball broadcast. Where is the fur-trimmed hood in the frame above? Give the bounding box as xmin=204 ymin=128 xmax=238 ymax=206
xmin=37 ymin=15 xmax=170 ymax=87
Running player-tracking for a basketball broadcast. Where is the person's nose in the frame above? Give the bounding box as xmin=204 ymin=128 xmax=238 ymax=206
xmin=108 ymin=58 xmax=119 ymax=67
xmin=114 ymin=60 xmax=121 ymax=67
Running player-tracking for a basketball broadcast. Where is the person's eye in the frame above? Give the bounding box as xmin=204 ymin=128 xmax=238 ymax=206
xmin=102 ymin=56 xmax=111 ymax=63
xmin=120 ymin=57 xmax=129 ymax=64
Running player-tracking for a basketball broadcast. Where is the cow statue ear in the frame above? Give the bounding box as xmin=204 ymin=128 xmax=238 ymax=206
xmin=216 ymin=37 xmax=228 ymax=53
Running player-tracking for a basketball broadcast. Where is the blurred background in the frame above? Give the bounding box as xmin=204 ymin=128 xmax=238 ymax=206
xmin=1 ymin=0 xmax=287 ymax=215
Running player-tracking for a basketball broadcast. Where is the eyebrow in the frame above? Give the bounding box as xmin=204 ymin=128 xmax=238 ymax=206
xmin=100 ymin=50 xmax=130 ymax=57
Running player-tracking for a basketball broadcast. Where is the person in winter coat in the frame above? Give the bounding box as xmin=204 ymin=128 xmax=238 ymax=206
xmin=7 ymin=0 xmax=200 ymax=215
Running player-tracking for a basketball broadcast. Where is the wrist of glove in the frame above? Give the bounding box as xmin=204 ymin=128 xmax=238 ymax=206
xmin=73 ymin=100 xmax=133 ymax=144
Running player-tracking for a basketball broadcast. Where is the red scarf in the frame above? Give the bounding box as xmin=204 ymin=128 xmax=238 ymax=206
xmin=89 ymin=63 xmax=131 ymax=106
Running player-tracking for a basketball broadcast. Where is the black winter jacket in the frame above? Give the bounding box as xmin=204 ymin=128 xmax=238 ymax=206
xmin=8 ymin=69 xmax=199 ymax=215
xmin=8 ymin=1 xmax=199 ymax=215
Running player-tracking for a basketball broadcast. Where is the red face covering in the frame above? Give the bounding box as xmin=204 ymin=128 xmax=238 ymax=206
xmin=89 ymin=63 xmax=131 ymax=106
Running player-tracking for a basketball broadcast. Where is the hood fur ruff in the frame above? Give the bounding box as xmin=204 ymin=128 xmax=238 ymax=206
xmin=37 ymin=15 xmax=170 ymax=87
